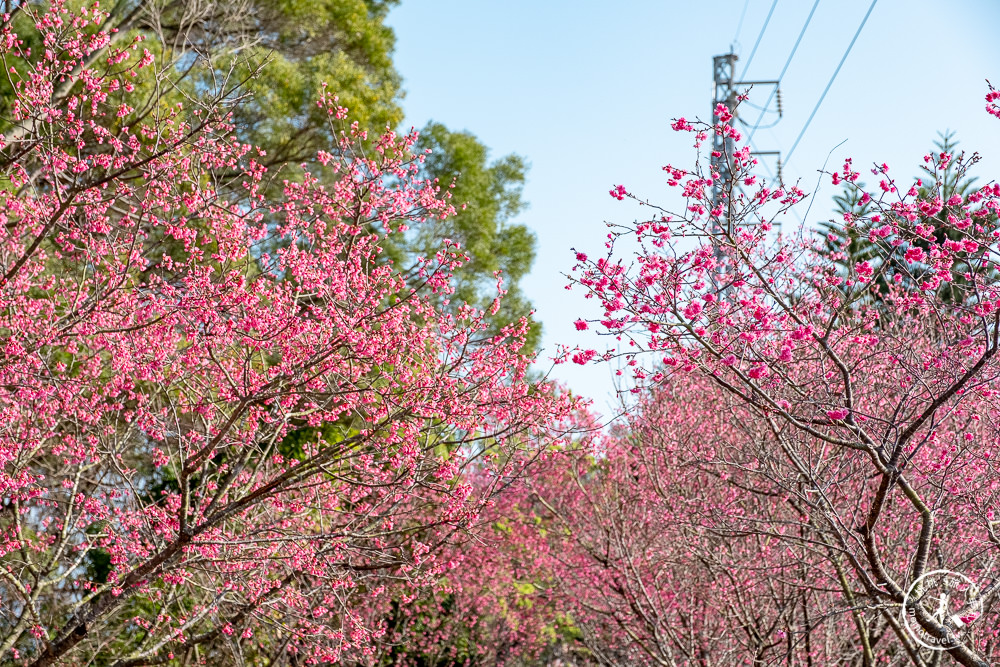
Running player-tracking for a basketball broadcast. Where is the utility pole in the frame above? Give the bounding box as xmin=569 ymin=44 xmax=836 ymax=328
xmin=710 ymin=52 xmax=782 ymax=287
xmin=711 ymin=53 xmax=739 ymax=286
xmin=711 ymin=53 xmax=738 ymax=237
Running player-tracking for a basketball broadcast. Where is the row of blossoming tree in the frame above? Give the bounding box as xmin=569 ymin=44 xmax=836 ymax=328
xmin=510 ymin=91 xmax=1000 ymax=665
xmin=414 ymin=100 xmax=1000 ymax=666
xmin=3 ymin=2 xmax=1000 ymax=667
xmin=0 ymin=3 xmax=576 ymax=665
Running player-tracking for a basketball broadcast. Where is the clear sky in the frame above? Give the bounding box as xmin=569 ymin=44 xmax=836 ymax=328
xmin=386 ymin=1 xmax=1000 ymax=414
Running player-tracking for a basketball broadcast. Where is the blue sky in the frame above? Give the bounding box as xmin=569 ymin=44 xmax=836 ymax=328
xmin=386 ymin=1 xmax=1000 ymax=413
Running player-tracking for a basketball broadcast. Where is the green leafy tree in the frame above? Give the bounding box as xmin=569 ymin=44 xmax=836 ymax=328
xmin=412 ymin=122 xmax=540 ymax=350
xmin=821 ymin=131 xmax=990 ymax=304
xmin=180 ymin=0 xmax=406 ymax=168
xmin=0 ymin=0 xmax=540 ymax=348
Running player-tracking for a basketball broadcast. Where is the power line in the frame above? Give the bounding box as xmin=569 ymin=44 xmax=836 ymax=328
xmin=785 ymin=0 xmax=878 ymax=166
xmin=741 ymin=115 xmax=780 ymax=131
xmin=748 ymin=135 xmax=778 ymax=181
xmin=740 ymin=98 xmax=780 ymax=114
xmin=738 ymin=0 xmax=778 ymax=81
xmin=732 ymin=0 xmax=751 ymax=48
xmin=746 ymin=0 xmax=821 ymax=144
xmin=745 ymin=134 xmax=806 ymax=227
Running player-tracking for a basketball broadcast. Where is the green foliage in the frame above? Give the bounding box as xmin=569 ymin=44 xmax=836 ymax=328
xmin=83 ymin=518 xmax=113 ymax=586
xmin=822 ymin=131 xmax=990 ymax=305
xmin=0 ymin=1 xmax=542 ymax=351
xmin=217 ymin=0 xmax=405 ymax=167
xmin=154 ymin=0 xmax=543 ymax=350
xmin=818 ymin=180 xmax=889 ymax=300
xmin=277 ymin=421 xmax=359 ymax=462
xmin=413 ymin=122 xmax=541 ymax=351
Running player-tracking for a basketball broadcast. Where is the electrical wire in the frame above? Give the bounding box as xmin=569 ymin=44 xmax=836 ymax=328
xmin=747 ymin=135 xmax=778 ymax=181
xmin=740 ymin=98 xmax=780 ymax=114
xmin=740 ymin=116 xmax=780 ymax=131
xmin=733 ymin=0 xmax=751 ymax=49
xmin=738 ymin=0 xmax=778 ymax=81
xmin=746 ymin=0 xmax=821 ymax=144
xmin=784 ymin=0 xmax=878 ymax=166
xmin=746 ymin=134 xmax=805 ymax=226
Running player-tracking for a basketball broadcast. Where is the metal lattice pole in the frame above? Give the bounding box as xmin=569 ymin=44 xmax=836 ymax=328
xmin=710 ymin=53 xmax=782 ymax=289
xmin=711 ymin=53 xmax=739 ymax=285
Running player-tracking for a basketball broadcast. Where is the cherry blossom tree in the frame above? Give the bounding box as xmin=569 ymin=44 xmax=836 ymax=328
xmin=0 ymin=3 xmax=571 ymax=665
xmin=359 ymin=489 xmax=567 ymax=666
xmin=561 ymin=92 xmax=1000 ymax=666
